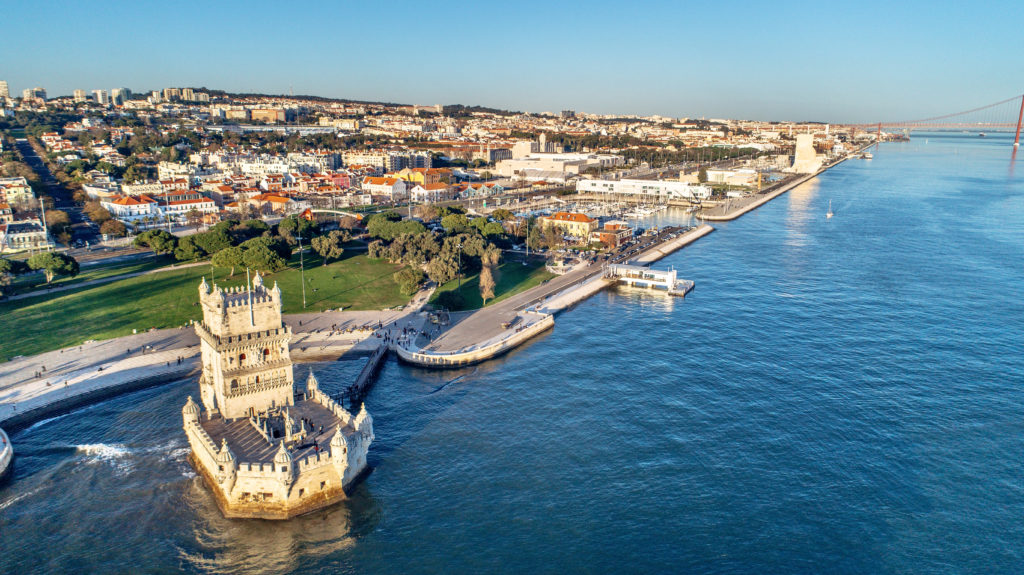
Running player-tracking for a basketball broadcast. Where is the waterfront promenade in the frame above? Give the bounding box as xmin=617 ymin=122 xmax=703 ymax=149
xmin=396 ymin=224 xmax=715 ymax=367
xmin=0 ymin=308 xmax=423 ymax=430
xmin=698 ymin=149 xmax=862 ymax=221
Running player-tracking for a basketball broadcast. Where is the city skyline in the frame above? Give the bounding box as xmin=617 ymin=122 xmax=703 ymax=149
xmin=5 ymin=0 xmax=1023 ymax=123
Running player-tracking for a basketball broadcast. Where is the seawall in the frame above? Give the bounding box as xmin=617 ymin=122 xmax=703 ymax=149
xmin=395 ymin=313 xmax=555 ymax=368
xmin=0 ymin=366 xmax=198 ymax=432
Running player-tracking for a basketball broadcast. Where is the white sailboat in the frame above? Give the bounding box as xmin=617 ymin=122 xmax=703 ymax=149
xmin=826 ymin=200 xmax=834 ymax=219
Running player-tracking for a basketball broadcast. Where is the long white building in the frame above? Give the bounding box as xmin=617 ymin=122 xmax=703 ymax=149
xmin=576 ymin=178 xmax=711 ymax=201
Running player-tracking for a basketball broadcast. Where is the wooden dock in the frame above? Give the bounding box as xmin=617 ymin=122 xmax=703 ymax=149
xmin=340 ymin=343 xmax=388 ymax=405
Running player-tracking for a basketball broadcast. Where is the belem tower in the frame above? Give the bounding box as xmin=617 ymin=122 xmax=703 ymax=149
xmin=182 ymin=273 xmax=373 ymax=519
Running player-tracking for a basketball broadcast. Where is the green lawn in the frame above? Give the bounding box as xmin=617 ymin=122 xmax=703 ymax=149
xmin=429 ymin=259 xmax=555 ymax=311
xmin=0 ymin=251 xmax=409 ymax=360
xmin=7 ymin=257 xmax=174 ymax=295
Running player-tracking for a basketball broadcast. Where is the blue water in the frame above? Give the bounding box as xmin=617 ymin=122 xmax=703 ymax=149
xmin=2 ymin=133 xmax=1023 ymax=573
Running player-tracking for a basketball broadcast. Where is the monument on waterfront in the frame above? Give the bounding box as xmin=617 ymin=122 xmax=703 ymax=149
xmin=182 ymin=273 xmax=373 ymax=519
xmin=790 ymin=133 xmax=823 ymax=173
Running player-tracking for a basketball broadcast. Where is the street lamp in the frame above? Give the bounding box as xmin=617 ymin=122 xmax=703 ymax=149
xmin=456 ymin=242 xmax=463 ymax=290
xmin=298 ymin=234 xmax=307 ymax=309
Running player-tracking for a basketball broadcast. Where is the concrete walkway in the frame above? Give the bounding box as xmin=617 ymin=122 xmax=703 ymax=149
xmin=0 ymin=308 xmax=427 ymax=429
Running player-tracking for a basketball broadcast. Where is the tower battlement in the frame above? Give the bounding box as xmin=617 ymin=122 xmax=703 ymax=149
xmin=199 ymin=274 xmax=283 ymax=335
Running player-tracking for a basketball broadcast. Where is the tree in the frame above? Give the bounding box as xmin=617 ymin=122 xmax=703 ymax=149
xmin=310 ymin=230 xmax=347 ymax=265
xmin=241 ymin=236 xmax=291 ymax=260
xmin=393 ymin=267 xmax=425 ymax=296
xmin=413 ymin=205 xmax=439 ymax=222
xmin=134 ymin=229 xmax=178 ymax=254
xmin=27 ymin=252 xmax=79 ymax=283
xmin=337 ymin=215 xmax=362 ymax=230
xmin=211 ymin=246 xmax=244 ymax=277
xmin=242 ymin=244 xmax=286 ymax=274
xmin=174 ymin=235 xmax=205 ymax=261
xmin=45 ymin=210 xmax=72 ymax=236
xmin=278 ymin=215 xmax=317 ymax=242
xmin=483 ymin=221 xmax=505 ymax=238
xmin=100 ymin=219 xmax=127 ymax=238
xmin=426 ymin=251 xmax=459 ymax=284
xmin=479 ymin=247 xmax=500 ymax=305
xmin=440 ymin=213 xmax=470 ymax=234
xmin=84 ymin=201 xmax=112 ymax=225
xmin=192 ymin=229 xmax=233 ymax=254
xmin=185 ymin=208 xmax=203 ymax=230
xmin=0 ymin=258 xmax=29 ymax=296
xmin=490 ymin=208 xmax=514 ymax=222
xmin=697 ymin=167 xmax=708 ymax=183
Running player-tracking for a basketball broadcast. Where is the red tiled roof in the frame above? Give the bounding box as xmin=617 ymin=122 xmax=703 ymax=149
xmin=547 ymin=211 xmax=595 ymax=223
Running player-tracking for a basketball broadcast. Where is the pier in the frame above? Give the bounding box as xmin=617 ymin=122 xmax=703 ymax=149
xmin=605 ymin=264 xmax=695 ymax=296
xmin=340 ymin=342 xmax=388 ymax=404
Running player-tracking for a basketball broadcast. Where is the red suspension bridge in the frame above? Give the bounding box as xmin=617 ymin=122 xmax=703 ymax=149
xmin=850 ymin=93 xmax=1024 ymax=147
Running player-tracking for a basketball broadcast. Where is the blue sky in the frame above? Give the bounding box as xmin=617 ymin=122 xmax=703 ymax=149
xmin=2 ymin=0 xmax=1022 ymax=123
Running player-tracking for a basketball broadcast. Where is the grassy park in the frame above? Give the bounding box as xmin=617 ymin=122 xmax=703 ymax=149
xmin=6 ymin=256 xmax=172 ymax=295
xmin=429 ymin=258 xmax=555 ymax=311
xmin=0 ymin=250 xmax=409 ymax=360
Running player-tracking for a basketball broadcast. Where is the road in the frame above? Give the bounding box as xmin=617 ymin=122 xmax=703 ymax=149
xmin=14 ymin=138 xmax=100 ymax=247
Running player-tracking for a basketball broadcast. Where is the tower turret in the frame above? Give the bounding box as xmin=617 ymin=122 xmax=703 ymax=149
xmin=331 ymin=425 xmax=349 ymax=478
xmin=214 ymin=438 xmax=237 ymax=488
xmin=274 ymin=442 xmax=293 ymax=484
xmin=182 ymin=396 xmax=200 ymax=425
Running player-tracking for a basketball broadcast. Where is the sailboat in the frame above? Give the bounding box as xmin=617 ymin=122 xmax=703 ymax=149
xmin=826 ymin=200 xmax=834 ymax=219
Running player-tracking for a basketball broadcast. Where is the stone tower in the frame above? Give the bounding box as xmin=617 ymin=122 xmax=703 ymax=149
xmin=195 ymin=273 xmax=294 ymax=419
xmin=184 ymin=278 xmax=374 ymax=519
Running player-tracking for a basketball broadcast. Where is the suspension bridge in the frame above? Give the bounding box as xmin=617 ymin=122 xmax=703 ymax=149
xmin=849 ymin=93 xmax=1024 ymax=147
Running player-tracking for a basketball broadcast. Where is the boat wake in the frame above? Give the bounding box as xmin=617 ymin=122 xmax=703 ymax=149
xmin=24 ymin=413 xmax=70 ymax=433
xmin=430 ymin=368 xmax=478 ymax=394
xmin=75 ymin=443 xmax=135 ymax=475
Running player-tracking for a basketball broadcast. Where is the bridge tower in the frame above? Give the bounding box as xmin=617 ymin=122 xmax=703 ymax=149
xmin=1014 ymin=94 xmax=1024 ymax=148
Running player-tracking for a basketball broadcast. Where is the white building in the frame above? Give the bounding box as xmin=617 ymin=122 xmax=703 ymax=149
xmin=576 ymin=178 xmax=711 ymax=201
xmin=409 ymin=183 xmax=454 ymax=203
xmin=361 ymin=177 xmax=407 ymax=200
xmin=495 ymin=152 xmax=623 ymax=180
xmin=101 ymin=195 xmax=160 ymax=221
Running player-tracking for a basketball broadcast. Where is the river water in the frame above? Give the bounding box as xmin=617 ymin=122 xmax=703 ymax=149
xmin=2 ymin=133 xmax=1023 ymax=573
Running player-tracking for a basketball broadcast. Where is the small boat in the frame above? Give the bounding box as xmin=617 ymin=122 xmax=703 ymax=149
xmin=979 ymin=133 xmax=986 ymax=137
xmin=826 ymin=200 xmax=834 ymax=219
xmin=861 ymin=152 xmax=873 ymax=160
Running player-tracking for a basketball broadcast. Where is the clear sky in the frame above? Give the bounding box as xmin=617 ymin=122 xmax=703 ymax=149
xmin=2 ymin=0 xmax=1022 ymax=123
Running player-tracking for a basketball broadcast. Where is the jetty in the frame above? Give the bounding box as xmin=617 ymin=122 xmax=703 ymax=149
xmin=605 ymin=263 xmax=694 ymax=297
